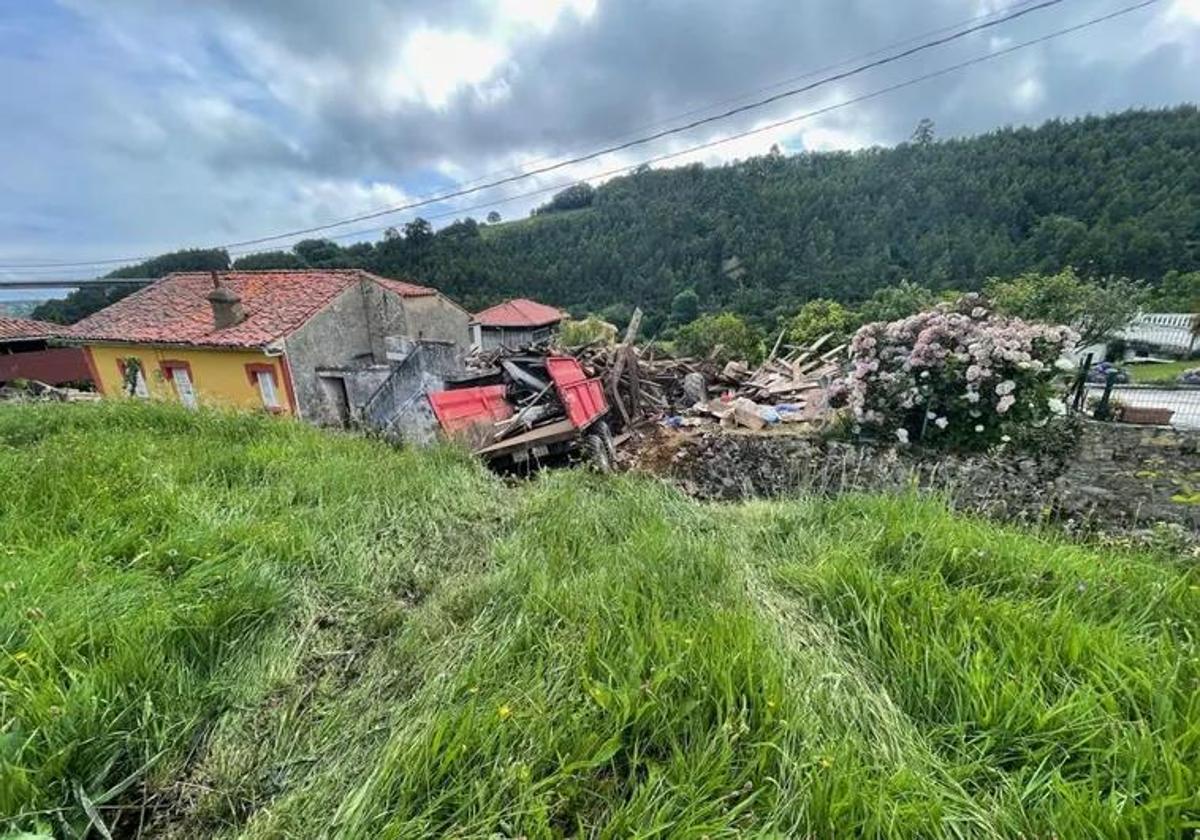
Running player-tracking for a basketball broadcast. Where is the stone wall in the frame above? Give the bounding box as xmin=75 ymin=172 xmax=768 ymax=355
xmin=361 ymin=339 xmax=463 ymax=445
xmin=400 ymin=294 xmax=472 ymax=348
xmin=282 ymin=285 xmax=374 ymax=424
xmin=658 ymin=421 xmax=1199 ymax=534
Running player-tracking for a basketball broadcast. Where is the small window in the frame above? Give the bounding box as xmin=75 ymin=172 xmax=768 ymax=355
xmin=256 ymin=369 xmax=279 ymax=409
xmin=118 ymin=358 xmax=149 ymax=398
xmin=161 ymin=361 xmax=197 ymax=409
xmin=245 ymin=363 xmax=284 ymax=412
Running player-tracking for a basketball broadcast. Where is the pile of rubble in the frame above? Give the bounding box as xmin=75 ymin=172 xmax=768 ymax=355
xmin=573 ymin=330 xmax=844 ymax=432
xmin=445 ymin=312 xmax=846 ymax=461
xmin=0 ymin=379 xmax=100 ymax=403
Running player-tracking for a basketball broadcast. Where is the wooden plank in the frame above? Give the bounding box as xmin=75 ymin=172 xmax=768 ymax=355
xmin=622 ymin=307 xmax=643 ymax=345
xmin=474 ymin=418 xmax=577 ymax=457
xmin=767 ymin=328 xmax=786 ymax=361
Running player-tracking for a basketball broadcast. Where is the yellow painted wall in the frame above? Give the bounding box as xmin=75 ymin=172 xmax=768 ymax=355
xmin=86 ymin=344 xmax=292 ymax=415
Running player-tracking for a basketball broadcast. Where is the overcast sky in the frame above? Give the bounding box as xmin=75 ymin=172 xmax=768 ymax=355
xmin=0 ymin=0 xmax=1197 ymax=291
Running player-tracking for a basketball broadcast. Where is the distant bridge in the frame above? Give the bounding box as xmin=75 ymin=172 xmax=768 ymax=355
xmin=0 ymin=278 xmax=155 ymax=290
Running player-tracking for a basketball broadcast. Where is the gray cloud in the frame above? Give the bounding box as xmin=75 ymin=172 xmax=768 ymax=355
xmin=1 ymin=0 xmax=1197 ymax=271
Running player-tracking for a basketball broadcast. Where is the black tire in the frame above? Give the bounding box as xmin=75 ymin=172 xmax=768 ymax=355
xmin=583 ymin=432 xmax=612 ymax=473
xmin=595 ymin=420 xmax=617 ymax=464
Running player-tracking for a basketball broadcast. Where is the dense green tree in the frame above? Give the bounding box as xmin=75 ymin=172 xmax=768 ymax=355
xmin=1146 ymin=270 xmax=1200 ymax=312
xmin=292 ymin=239 xmax=345 ymax=266
xmin=670 ymin=288 xmax=699 ymax=324
xmin=232 ymin=250 xmax=307 ymax=270
xmin=986 ymin=267 xmax=1145 ymax=346
xmin=910 ymin=117 xmax=936 ymax=146
xmin=785 ymin=298 xmax=858 ymax=348
xmin=403 ymin=218 xmax=434 ymax=247
xmin=674 ymin=313 xmax=763 ymax=364
xmin=534 ymin=182 xmax=595 ymax=215
xmin=857 ymin=281 xmax=936 ymax=324
xmin=597 ymin=302 xmax=633 ymax=331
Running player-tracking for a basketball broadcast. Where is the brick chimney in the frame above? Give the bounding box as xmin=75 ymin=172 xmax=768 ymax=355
xmin=206 ymin=271 xmax=245 ymax=329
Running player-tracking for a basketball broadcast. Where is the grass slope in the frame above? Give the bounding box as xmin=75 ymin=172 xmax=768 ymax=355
xmin=1 ymin=404 xmax=1197 ymax=838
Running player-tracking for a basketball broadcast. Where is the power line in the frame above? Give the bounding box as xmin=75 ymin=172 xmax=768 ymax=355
xmin=6 ymin=0 xmax=1158 ymax=285
xmin=381 ymin=0 xmax=1056 ymax=197
xmin=0 ymin=0 xmax=1070 ymax=271
xmin=19 ymin=0 xmax=1057 ymax=278
xmin=217 ymin=0 xmax=1160 ymax=259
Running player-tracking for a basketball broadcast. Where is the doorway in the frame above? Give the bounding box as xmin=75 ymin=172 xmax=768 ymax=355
xmin=319 ymin=375 xmax=351 ymax=426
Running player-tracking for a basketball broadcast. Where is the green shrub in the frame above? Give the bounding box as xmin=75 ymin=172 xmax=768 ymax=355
xmin=674 ymin=312 xmax=764 ymax=364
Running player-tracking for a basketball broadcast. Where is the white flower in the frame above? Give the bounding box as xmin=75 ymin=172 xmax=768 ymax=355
xmin=1001 ymin=435 xmax=1011 ymax=442
xmin=926 ymin=411 xmax=937 ymax=419
xmin=974 ymin=424 xmax=984 ymax=433
xmin=895 ymin=428 xmax=909 ymax=444
xmin=995 ymin=380 xmax=1016 ymax=396
xmin=935 ymin=416 xmax=949 ymax=429
xmin=1054 ymin=357 xmax=1076 ymax=372
xmin=1047 ymin=397 xmax=1066 ymax=415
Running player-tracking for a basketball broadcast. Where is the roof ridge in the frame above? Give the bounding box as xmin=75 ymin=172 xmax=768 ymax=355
xmin=165 ymin=268 xmax=365 ymax=276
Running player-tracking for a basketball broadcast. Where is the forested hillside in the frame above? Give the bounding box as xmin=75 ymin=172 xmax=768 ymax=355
xmin=37 ymin=107 xmax=1200 ymax=330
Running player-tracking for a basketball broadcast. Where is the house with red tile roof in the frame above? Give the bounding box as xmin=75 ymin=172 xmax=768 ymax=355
xmin=470 ymin=297 xmax=568 ymax=351
xmin=69 ymin=269 xmax=470 ymax=424
xmin=0 ymin=316 xmax=91 ymax=387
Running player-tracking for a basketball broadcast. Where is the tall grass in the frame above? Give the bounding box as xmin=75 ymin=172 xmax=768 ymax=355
xmin=1 ymin=403 xmax=1196 ymax=838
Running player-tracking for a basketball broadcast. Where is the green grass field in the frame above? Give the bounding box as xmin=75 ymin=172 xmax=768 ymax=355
xmin=2 ymin=403 xmax=1197 ymax=838
xmin=1127 ymin=359 xmax=1195 ymax=383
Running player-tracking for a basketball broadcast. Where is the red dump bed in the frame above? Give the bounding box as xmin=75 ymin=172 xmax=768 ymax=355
xmin=546 ymin=356 xmax=607 ymax=429
xmin=427 ymin=384 xmax=513 ymax=432
xmin=427 ymin=357 xmax=607 ymax=442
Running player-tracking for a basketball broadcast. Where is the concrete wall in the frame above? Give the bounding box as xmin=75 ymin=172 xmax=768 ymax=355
xmin=360 ymin=279 xmax=410 ymax=361
xmin=284 ymin=283 xmax=469 ymax=425
xmin=282 ymin=285 xmax=374 ymax=423
xmin=361 ymin=339 xmax=463 ymax=444
xmin=401 ymin=293 xmax=471 ymax=347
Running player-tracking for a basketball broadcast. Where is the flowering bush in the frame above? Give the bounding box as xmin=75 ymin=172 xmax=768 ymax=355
xmin=829 ymin=297 xmax=1077 ymax=448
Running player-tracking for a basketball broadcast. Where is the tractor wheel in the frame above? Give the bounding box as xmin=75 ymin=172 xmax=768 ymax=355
xmin=595 ymin=420 xmax=617 ymax=464
xmin=583 ymin=431 xmax=612 ymax=473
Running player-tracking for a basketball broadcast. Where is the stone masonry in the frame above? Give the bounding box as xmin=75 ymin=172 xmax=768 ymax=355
xmin=656 ymin=420 xmax=1200 ymax=535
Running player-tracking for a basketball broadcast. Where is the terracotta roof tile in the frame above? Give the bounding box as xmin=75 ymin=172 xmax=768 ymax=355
xmin=372 ymin=276 xmax=437 ymax=298
xmin=0 ymin=316 xmax=66 ymax=342
xmin=69 ymin=270 xmax=438 ymax=349
xmin=472 ymin=298 xmax=567 ymax=328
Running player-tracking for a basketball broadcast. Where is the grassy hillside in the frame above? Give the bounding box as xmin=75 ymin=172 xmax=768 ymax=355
xmin=1 ymin=404 xmax=1198 ymax=838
